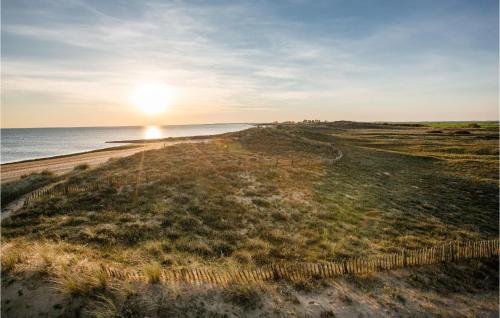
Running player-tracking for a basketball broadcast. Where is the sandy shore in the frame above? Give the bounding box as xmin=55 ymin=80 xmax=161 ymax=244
xmin=1 ymin=139 xmax=210 ymax=183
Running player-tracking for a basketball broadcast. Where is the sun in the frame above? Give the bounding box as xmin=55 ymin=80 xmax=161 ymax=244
xmin=131 ymin=82 xmax=172 ymax=114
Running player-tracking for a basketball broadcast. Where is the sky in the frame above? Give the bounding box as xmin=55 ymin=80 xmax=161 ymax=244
xmin=1 ymin=0 xmax=498 ymax=128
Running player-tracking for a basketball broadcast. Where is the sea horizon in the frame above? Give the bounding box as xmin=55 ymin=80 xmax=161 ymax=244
xmin=0 ymin=121 xmax=259 ymax=130
xmin=0 ymin=123 xmax=253 ymax=164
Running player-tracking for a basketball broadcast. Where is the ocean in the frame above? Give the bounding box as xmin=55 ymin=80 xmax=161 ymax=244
xmin=1 ymin=123 xmax=253 ymax=164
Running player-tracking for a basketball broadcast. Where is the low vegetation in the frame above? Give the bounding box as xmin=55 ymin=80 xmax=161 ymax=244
xmin=1 ymin=170 xmax=56 ymax=207
xmin=74 ymin=163 xmax=90 ymax=171
xmin=423 ymin=121 xmax=499 ymax=129
xmin=1 ymin=121 xmax=498 ymax=317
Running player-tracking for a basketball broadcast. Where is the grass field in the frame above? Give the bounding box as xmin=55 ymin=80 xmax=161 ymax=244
xmin=2 ymin=121 xmax=498 ymax=317
xmin=422 ymin=121 xmax=499 ymax=129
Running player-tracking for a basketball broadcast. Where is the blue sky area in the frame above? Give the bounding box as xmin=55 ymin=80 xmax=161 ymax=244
xmin=1 ymin=0 xmax=498 ymax=127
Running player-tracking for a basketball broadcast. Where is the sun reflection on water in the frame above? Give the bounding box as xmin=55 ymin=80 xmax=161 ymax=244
xmin=143 ymin=126 xmax=162 ymax=139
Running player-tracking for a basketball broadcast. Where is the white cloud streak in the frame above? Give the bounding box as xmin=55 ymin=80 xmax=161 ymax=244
xmin=1 ymin=0 xmax=498 ymax=127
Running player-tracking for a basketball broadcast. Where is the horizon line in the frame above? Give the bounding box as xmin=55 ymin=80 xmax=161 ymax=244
xmin=1 ymin=119 xmax=499 ymax=130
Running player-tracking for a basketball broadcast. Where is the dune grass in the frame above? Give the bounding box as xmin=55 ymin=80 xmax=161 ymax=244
xmin=1 ymin=170 xmax=56 ymax=207
xmin=1 ymin=121 xmax=498 ymax=316
xmin=3 ymin=124 xmax=498 ymax=268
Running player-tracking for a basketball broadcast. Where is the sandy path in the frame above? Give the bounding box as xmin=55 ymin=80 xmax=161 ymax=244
xmin=1 ymin=181 xmax=66 ymax=221
xmin=1 ymin=139 xmax=210 ymax=183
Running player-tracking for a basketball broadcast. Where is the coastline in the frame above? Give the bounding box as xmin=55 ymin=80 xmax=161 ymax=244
xmin=1 ymin=144 xmax=141 ymax=166
xmin=1 ymin=124 xmax=254 ymax=165
xmin=0 ymin=136 xmax=215 ymax=183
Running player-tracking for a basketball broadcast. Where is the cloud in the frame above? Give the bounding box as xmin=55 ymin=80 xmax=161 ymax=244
xmin=1 ymin=0 xmax=498 ymax=127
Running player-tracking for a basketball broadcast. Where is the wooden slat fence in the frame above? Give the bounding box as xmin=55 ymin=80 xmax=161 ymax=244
xmin=22 ymin=143 xmax=342 ymax=206
xmin=22 ymin=157 xmax=341 ymax=207
xmin=24 ymin=183 xmax=100 ymax=206
xmin=96 ymin=239 xmax=498 ymax=287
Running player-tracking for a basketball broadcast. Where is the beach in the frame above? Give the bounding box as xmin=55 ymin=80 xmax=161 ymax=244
xmin=0 ymin=138 xmax=210 ymax=183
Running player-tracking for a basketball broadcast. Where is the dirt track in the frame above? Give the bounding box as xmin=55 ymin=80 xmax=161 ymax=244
xmin=0 ymin=139 xmax=210 ymax=183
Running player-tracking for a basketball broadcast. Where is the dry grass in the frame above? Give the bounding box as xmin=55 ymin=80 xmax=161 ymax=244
xmin=4 ymin=124 xmax=498 ymax=264
xmin=1 ymin=251 xmax=20 ymax=273
xmin=51 ymin=271 xmax=95 ymax=296
xmin=1 ymin=122 xmax=498 ymax=317
xmin=143 ymin=262 xmax=162 ymax=284
xmin=91 ymin=294 xmax=119 ymax=318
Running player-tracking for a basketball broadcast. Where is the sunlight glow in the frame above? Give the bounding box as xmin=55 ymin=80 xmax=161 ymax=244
xmin=131 ymin=82 xmax=172 ymax=114
xmin=143 ymin=125 xmax=162 ymax=139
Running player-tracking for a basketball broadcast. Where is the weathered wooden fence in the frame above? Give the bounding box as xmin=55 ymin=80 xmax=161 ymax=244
xmin=97 ymin=240 xmax=498 ymax=287
xmin=22 ymin=143 xmax=343 ymax=206
xmin=24 ymin=183 xmax=99 ymax=205
xmin=22 ymin=157 xmax=341 ymax=206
